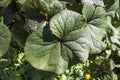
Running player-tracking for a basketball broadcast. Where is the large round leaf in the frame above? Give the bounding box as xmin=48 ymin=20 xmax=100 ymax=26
xmin=25 ymin=22 xmax=68 ymax=74
xmin=50 ymin=10 xmax=89 ymax=62
xmin=0 ymin=20 xmax=11 ymax=57
xmin=82 ymin=3 xmax=107 ymax=54
xmin=25 ymin=10 xmax=89 ymax=74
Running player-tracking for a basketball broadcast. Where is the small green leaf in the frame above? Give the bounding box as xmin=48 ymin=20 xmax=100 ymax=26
xmin=82 ymin=3 xmax=94 ymax=21
xmin=25 ymin=19 xmax=46 ymax=33
xmin=0 ymin=0 xmax=12 ymax=7
xmin=107 ymin=16 xmax=120 ymax=49
xmin=25 ymin=0 xmax=63 ymax=16
xmin=17 ymin=0 xmax=26 ymax=5
xmin=108 ymin=0 xmax=119 ymax=12
xmin=0 ymin=17 xmax=11 ymax=57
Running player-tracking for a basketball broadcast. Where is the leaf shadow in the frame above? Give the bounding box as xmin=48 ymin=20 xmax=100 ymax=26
xmin=43 ymin=25 xmax=56 ymax=42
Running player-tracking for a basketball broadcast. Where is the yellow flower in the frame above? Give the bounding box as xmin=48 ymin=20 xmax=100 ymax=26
xmin=85 ymin=73 xmax=91 ymax=80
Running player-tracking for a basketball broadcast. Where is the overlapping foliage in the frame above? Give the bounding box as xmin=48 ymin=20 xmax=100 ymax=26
xmin=0 ymin=0 xmax=120 ymax=80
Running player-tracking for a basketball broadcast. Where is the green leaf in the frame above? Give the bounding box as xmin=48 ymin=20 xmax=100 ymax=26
xmin=81 ymin=0 xmax=104 ymax=7
xmin=25 ymin=10 xmax=89 ymax=74
xmin=25 ymin=19 xmax=46 ymax=33
xmin=50 ymin=10 xmax=89 ymax=62
xmin=108 ymin=0 xmax=119 ymax=12
xmin=25 ymin=9 xmax=108 ymax=74
xmin=25 ymin=0 xmax=63 ymax=15
xmin=50 ymin=10 xmax=85 ymax=40
xmin=107 ymin=0 xmax=119 ymax=19
xmin=17 ymin=0 xmax=26 ymax=5
xmin=83 ymin=3 xmax=106 ymax=20
xmin=25 ymin=23 xmax=68 ymax=74
xmin=82 ymin=3 xmax=94 ymax=21
xmin=82 ymin=5 xmax=107 ymax=54
xmin=0 ymin=17 xmax=11 ymax=57
xmin=107 ymin=16 xmax=120 ymax=49
xmin=85 ymin=24 xmax=106 ymax=54
xmin=0 ymin=0 xmax=12 ymax=7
